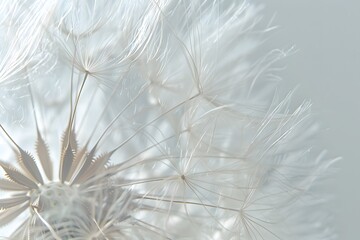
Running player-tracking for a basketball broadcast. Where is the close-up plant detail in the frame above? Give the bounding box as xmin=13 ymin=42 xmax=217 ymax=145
xmin=0 ymin=0 xmax=336 ymax=239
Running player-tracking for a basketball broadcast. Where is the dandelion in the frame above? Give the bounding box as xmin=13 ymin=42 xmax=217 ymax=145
xmin=0 ymin=0 xmax=336 ymax=239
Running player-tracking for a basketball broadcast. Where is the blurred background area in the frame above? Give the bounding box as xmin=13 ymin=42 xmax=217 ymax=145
xmin=256 ymin=1 xmax=360 ymax=239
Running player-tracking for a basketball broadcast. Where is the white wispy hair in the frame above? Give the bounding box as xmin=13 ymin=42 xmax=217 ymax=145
xmin=0 ymin=0 xmax=336 ymax=239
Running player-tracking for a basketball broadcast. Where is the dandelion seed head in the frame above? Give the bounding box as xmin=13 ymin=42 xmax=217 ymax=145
xmin=0 ymin=0 xmax=337 ymax=239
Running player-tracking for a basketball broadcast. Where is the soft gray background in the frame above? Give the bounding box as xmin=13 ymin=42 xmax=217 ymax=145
xmin=258 ymin=1 xmax=360 ymax=239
